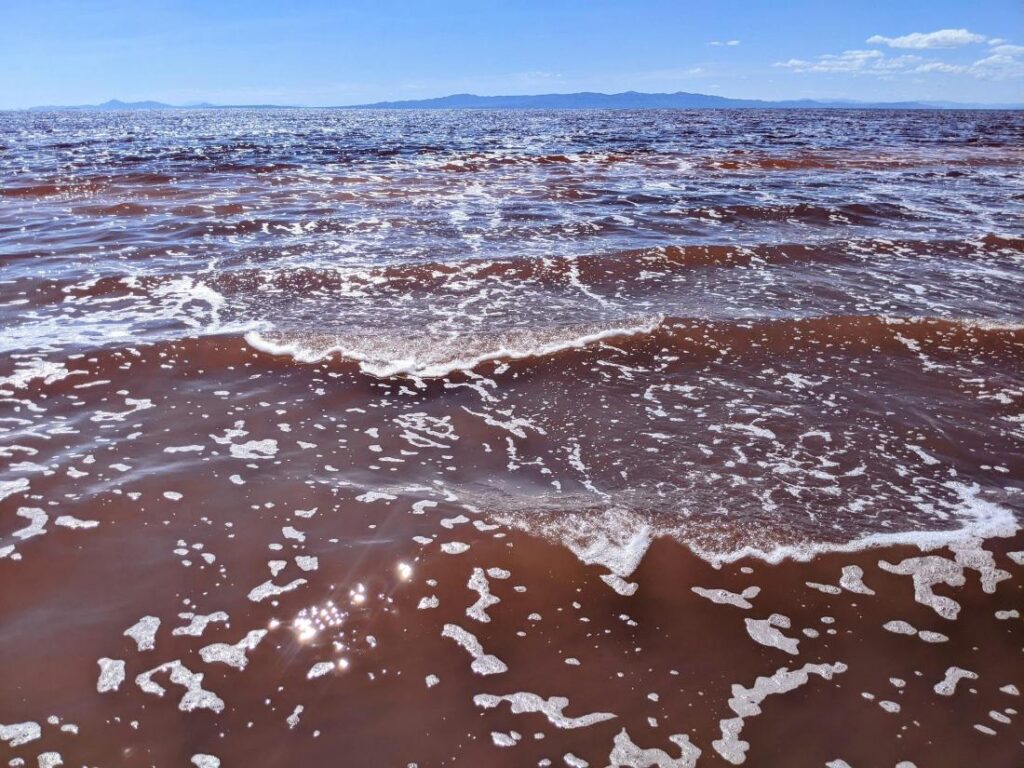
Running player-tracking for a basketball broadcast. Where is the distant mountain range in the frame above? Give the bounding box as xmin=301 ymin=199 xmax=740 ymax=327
xmin=26 ymin=92 xmax=1023 ymax=111
xmin=26 ymin=98 xmax=289 ymax=111
xmin=342 ymin=91 xmax=1022 ymax=110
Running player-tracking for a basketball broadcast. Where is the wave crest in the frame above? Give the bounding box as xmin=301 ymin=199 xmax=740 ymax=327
xmin=244 ymin=317 xmax=665 ymax=378
xmin=244 ymin=313 xmax=1024 ymax=380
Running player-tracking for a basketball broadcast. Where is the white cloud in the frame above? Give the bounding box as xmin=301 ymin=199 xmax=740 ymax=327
xmin=991 ymin=43 xmax=1024 ymax=56
xmin=776 ymin=37 xmax=1024 ymax=81
xmin=968 ymin=50 xmax=1024 ymax=80
xmin=867 ymin=28 xmax=986 ymax=49
xmin=917 ymin=42 xmax=1024 ymax=80
xmin=913 ymin=62 xmax=965 ymax=74
xmin=774 ymin=49 xmax=920 ymax=75
xmin=633 ymin=66 xmax=708 ymax=81
xmin=708 ymin=40 xmax=740 ymax=47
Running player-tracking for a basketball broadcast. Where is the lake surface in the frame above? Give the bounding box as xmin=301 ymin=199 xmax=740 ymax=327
xmin=1 ymin=108 xmax=1022 ymax=766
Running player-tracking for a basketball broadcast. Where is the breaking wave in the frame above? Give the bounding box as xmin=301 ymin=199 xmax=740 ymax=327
xmin=244 ymin=317 xmax=666 ymax=378
xmin=242 ymin=314 xmax=1024 ymax=379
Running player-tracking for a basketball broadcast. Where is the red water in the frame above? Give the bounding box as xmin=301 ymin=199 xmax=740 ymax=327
xmin=1 ymin=109 xmax=1023 ymax=766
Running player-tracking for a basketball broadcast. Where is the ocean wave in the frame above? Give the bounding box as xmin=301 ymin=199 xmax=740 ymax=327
xmin=8 ymin=233 xmax=1021 ymax=318
xmin=464 ymin=482 xmax=1021 ymax=570
xmin=242 ymin=313 xmax=1024 ymax=380
xmin=699 ymin=147 xmax=1024 ymax=173
xmin=244 ymin=318 xmax=666 ymax=378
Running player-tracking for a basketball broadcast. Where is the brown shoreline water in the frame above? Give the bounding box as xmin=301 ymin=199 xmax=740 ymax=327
xmin=1 ymin=334 xmax=1021 ymax=767
xmin=2 ymin=513 xmax=1022 ymax=766
xmin=2 ymin=109 xmax=1023 ymax=766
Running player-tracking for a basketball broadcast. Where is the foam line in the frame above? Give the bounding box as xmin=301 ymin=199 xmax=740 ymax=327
xmin=244 ymin=317 xmax=664 ymax=379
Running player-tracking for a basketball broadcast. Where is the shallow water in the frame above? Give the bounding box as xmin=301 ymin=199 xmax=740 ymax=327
xmin=1 ymin=109 xmax=1022 ymax=766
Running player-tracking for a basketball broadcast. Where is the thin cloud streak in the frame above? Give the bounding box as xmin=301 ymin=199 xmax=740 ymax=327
xmin=866 ymin=28 xmax=986 ymax=49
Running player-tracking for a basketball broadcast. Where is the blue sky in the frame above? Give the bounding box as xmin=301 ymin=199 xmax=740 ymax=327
xmin=1 ymin=0 xmax=1021 ymax=107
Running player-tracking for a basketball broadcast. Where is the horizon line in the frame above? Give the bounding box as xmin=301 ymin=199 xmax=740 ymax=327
xmin=13 ymin=88 xmax=1024 ymax=111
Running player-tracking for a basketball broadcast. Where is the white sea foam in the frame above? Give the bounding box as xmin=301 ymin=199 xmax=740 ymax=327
xmin=199 ymin=629 xmax=267 ymax=670
xmin=124 ymin=616 xmax=160 ymax=652
xmin=607 ymin=728 xmax=701 ymax=768
xmin=934 ymin=666 xmax=978 ymax=696
xmin=136 ymin=660 xmax=224 ymax=713
xmin=466 ymin=568 xmax=500 ymax=623
xmin=838 ymin=565 xmax=875 ymax=595
xmin=713 ymin=662 xmax=848 ymax=765
xmin=247 ymin=578 xmax=307 ymax=602
xmin=693 ymin=586 xmax=760 ymax=609
xmin=0 ymin=359 xmax=77 ymax=390
xmin=601 ymin=573 xmax=639 ymax=596
xmin=490 ymin=730 xmax=520 ymax=747
xmin=517 ymin=507 xmax=653 ymax=578
xmin=882 ymin=620 xmax=948 ymax=643
xmin=97 ymin=658 xmax=126 ymax=692
xmin=0 ymin=721 xmax=41 ymax=748
xmin=54 ymin=515 xmax=99 ymax=530
xmin=307 ymin=662 xmax=335 ymax=680
xmin=244 ymin=318 xmax=663 ymax=379
xmin=690 ymin=482 xmax=1018 ymax=566
xmin=473 ymin=692 xmax=615 ymax=729
xmin=0 ymin=478 xmax=29 ymax=502
xmin=744 ymin=614 xmax=799 ymax=655
xmin=173 ymin=612 xmax=229 ymax=637
xmin=495 ymin=482 xmax=1019 ymax=581
xmin=441 ymin=623 xmax=507 ymax=675
xmin=230 ymin=439 xmax=278 ymax=460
